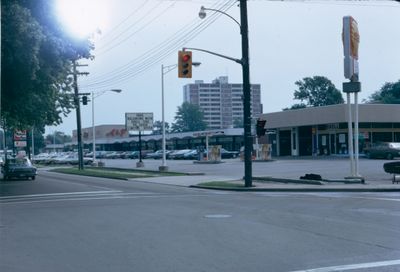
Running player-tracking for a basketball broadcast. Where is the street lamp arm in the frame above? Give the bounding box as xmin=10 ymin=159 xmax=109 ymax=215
xmin=199 ymin=6 xmax=241 ymax=29
xmin=183 ymin=47 xmax=242 ymax=65
xmin=162 ymin=64 xmax=178 ymax=75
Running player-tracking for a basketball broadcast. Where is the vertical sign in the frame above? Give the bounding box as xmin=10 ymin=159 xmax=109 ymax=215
xmin=342 ymin=16 xmax=360 ymax=81
xmin=14 ymin=130 xmax=27 ymax=147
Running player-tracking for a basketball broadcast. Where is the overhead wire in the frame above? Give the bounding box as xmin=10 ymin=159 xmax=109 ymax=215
xmin=80 ymin=0 xmax=236 ymax=89
xmin=82 ymin=0 xmax=229 ymax=85
xmin=96 ymin=1 xmax=172 ymax=54
xmin=82 ymin=1 xmax=235 ymax=89
xmin=96 ymin=0 xmax=150 ymax=44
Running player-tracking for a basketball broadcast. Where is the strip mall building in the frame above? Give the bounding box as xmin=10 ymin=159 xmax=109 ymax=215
xmin=262 ymin=104 xmax=400 ymax=157
xmin=67 ymin=104 xmax=400 ymax=157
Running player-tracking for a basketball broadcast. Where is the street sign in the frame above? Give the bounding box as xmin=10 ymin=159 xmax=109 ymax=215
xmin=14 ymin=141 xmax=27 ymax=147
xmin=14 ymin=130 xmax=27 ymax=141
xmin=125 ymin=112 xmax=154 ymax=132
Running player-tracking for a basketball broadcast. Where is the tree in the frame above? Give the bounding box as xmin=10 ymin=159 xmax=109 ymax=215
xmin=171 ymin=102 xmax=207 ymax=132
xmin=45 ymin=131 xmax=72 ymax=145
xmin=1 ymin=0 xmax=93 ymax=131
xmin=367 ymin=80 xmax=400 ymax=104
xmin=233 ymin=117 xmax=244 ymax=128
xmin=152 ymin=120 xmax=170 ymax=134
xmin=287 ymin=76 xmax=344 ymax=109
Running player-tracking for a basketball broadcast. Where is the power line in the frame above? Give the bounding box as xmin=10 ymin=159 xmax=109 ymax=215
xmin=96 ymin=1 xmax=177 ymax=56
xmin=80 ymin=0 xmax=236 ymax=89
xmin=97 ymin=0 xmax=150 ymax=43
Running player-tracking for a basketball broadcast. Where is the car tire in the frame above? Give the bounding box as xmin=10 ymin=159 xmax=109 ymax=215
xmin=386 ymin=153 xmax=394 ymax=160
xmin=31 ymin=176 xmax=36 ymax=180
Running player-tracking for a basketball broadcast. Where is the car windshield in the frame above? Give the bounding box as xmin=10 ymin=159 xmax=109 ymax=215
xmin=8 ymin=158 xmax=30 ymax=166
xmin=389 ymin=143 xmax=400 ymax=148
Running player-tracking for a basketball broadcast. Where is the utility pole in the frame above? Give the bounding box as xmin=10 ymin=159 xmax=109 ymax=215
xmin=73 ymin=61 xmax=89 ymax=170
xmin=240 ymin=0 xmax=253 ymax=187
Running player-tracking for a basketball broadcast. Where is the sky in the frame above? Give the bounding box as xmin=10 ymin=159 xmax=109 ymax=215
xmin=48 ymin=0 xmax=400 ymax=135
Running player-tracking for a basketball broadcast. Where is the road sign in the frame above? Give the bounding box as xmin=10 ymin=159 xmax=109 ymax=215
xmin=14 ymin=141 xmax=27 ymax=147
xmin=14 ymin=130 xmax=27 ymax=141
xmin=125 ymin=112 xmax=154 ymax=131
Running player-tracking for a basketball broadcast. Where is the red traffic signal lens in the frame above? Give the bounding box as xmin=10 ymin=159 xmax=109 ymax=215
xmin=182 ymin=54 xmax=191 ymax=62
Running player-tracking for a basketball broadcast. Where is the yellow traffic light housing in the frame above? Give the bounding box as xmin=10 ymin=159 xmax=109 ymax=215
xmin=178 ymin=50 xmax=192 ymax=78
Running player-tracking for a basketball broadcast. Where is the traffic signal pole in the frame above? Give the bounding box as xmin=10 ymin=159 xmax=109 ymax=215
xmin=192 ymin=0 xmax=253 ymax=187
xmin=240 ymin=0 xmax=253 ymax=187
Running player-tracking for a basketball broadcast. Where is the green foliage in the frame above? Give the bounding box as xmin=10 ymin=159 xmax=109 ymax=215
xmin=172 ymin=102 xmax=207 ymax=132
xmin=288 ymin=76 xmax=344 ymax=109
xmin=233 ymin=117 xmax=244 ymax=128
xmin=152 ymin=120 xmax=170 ymax=134
xmin=1 ymin=0 xmax=93 ymax=131
xmin=367 ymin=80 xmax=400 ymax=104
xmin=45 ymin=131 xmax=72 ymax=145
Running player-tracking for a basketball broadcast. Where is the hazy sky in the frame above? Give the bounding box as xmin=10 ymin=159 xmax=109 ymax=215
xmin=49 ymin=0 xmax=400 ymax=135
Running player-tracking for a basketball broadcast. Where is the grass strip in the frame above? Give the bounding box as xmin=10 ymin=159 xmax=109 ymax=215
xmin=197 ymin=181 xmax=246 ymax=189
xmin=50 ymin=167 xmax=162 ymax=180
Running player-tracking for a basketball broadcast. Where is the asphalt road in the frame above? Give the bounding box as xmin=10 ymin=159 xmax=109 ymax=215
xmin=1 ymin=170 xmax=400 ymax=272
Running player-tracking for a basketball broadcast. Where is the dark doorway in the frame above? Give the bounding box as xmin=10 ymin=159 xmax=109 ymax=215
xmin=279 ymin=130 xmax=291 ymax=156
xmin=298 ymin=126 xmax=312 ymax=156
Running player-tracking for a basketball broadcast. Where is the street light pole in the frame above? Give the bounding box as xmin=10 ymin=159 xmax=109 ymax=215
xmin=160 ymin=64 xmax=168 ymax=171
xmin=199 ymin=1 xmax=253 ymax=187
xmin=159 ymin=63 xmax=200 ymax=172
xmin=92 ymin=91 xmax=96 ymax=165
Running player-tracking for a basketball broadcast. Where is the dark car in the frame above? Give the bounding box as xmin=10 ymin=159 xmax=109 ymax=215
xmin=2 ymin=157 xmax=37 ymax=180
xmin=365 ymin=142 xmax=400 ymax=160
xmin=383 ymin=161 xmax=400 ymax=184
xmin=220 ymin=148 xmax=239 ymax=159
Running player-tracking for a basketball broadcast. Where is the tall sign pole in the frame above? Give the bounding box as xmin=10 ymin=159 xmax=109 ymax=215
xmin=342 ymin=16 xmax=362 ymax=179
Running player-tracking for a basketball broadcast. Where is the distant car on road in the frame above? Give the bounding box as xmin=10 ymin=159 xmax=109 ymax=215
xmin=364 ymin=142 xmax=400 ymax=160
xmin=2 ymin=157 xmax=37 ymax=180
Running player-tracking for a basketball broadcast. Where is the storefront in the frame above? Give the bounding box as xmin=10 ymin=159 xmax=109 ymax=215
xmin=262 ymin=104 xmax=400 ymax=157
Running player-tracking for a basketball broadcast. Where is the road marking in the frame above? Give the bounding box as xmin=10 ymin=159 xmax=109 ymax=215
xmin=0 ymin=193 xmax=220 ymax=205
xmin=290 ymin=259 xmax=400 ymax=272
xmin=0 ymin=190 xmax=123 ymax=199
xmin=204 ymin=214 xmax=232 ymax=218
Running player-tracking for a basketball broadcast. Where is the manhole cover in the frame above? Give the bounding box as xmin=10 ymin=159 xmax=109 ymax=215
xmin=204 ymin=214 xmax=232 ymax=219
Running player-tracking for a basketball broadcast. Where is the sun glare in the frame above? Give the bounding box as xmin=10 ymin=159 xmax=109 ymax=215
xmin=56 ymin=0 xmax=109 ymax=38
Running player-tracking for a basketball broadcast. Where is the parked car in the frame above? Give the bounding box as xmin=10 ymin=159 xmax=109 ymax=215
xmin=2 ymin=157 xmax=37 ymax=180
xmin=146 ymin=150 xmax=172 ymax=159
xmin=220 ymin=148 xmax=239 ymax=159
xmin=183 ymin=149 xmax=199 ymax=160
xmin=168 ymin=149 xmax=192 ymax=160
xmin=364 ymin=142 xmax=400 ymax=160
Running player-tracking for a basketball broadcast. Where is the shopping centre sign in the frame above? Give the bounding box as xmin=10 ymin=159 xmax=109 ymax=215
xmin=125 ymin=112 xmax=153 ymax=132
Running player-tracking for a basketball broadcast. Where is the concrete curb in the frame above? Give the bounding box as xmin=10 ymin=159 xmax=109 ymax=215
xmin=190 ymin=185 xmax=400 ymax=192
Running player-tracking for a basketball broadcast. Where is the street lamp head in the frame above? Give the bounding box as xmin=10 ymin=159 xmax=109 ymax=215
xmin=192 ymin=62 xmax=201 ymax=67
xmin=110 ymin=89 xmax=122 ymax=93
xmin=199 ymin=6 xmax=206 ymax=19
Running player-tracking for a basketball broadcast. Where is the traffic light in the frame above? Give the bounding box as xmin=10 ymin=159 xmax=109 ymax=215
xmin=178 ymin=50 xmax=192 ymax=78
xmin=82 ymin=95 xmax=88 ymax=105
xmin=256 ymin=119 xmax=267 ymax=137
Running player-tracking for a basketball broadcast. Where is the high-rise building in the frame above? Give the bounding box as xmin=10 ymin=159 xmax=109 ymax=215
xmin=183 ymin=76 xmax=262 ymax=129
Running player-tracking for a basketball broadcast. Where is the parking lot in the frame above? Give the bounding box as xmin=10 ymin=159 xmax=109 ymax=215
xmin=97 ymin=156 xmax=396 ymax=184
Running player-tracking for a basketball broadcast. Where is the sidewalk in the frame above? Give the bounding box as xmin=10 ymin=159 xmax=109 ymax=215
xmin=104 ymin=158 xmax=400 ymax=192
